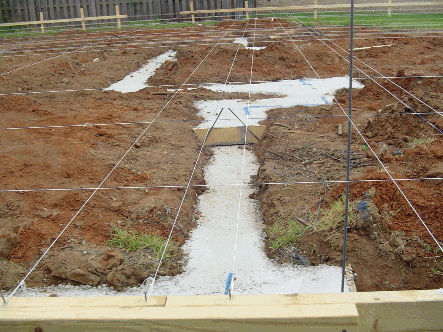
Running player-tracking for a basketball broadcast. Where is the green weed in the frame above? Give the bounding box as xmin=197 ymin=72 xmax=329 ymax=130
xmin=408 ymin=135 xmax=434 ymax=148
xmin=108 ymin=226 xmax=174 ymax=259
xmin=269 ymin=216 xmax=306 ymax=250
xmin=313 ymin=195 xmax=355 ymax=232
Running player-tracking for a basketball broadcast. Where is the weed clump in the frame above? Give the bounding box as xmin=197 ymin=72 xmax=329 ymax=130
xmin=108 ymin=227 xmax=174 ymax=259
xmin=269 ymin=216 xmax=306 ymax=250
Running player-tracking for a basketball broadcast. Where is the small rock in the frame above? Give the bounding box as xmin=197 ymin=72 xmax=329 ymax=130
xmin=106 ymin=265 xmax=147 ymax=291
xmin=101 ymin=249 xmax=124 ymax=270
xmin=401 ymin=253 xmax=416 ymax=263
xmin=87 ymin=259 xmax=104 ymax=274
xmin=109 ymin=201 xmax=123 ymax=212
xmin=396 ymin=69 xmax=406 ymax=77
xmin=380 ymin=243 xmax=394 ymax=253
xmin=67 ymin=268 xmax=101 ymax=286
xmin=392 ymin=237 xmax=404 ymax=248
xmin=93 ymin=58 xmax=100 ymax=63
xmin=392 ymin=149 xmax=403 ymax=156
xmin=337 ymin=124 xmax=343 ymax=136
xmin=426 ymin=163 xmax=443 ymax=183
xmin=61 ymin=78 xmax=69 ymax=84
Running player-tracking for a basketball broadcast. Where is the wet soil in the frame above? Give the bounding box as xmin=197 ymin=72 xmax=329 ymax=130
xmin=1 ymin=19 xmax=443 ymax=292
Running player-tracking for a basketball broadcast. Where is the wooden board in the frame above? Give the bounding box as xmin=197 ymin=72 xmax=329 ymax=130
xmin=1 ymin=290 xmax=443 ymax=332
xmin=193 ymin=125 xmax=265 ymax=146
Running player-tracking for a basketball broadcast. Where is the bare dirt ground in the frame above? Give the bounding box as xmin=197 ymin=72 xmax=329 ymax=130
xmin=1 ymin=19 xmax=442 ymax=292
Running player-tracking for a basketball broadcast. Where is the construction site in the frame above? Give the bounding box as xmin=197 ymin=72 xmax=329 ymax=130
xmin=0 ymin=1 xmax=443 ymax=330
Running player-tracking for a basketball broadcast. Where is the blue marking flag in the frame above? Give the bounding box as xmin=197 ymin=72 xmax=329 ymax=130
xmin=224 ymin=272 xmax=234 ymax=295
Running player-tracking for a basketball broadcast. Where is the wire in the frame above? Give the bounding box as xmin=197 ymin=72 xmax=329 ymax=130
xmin=2 ymin=177 xmax=443 ymax=194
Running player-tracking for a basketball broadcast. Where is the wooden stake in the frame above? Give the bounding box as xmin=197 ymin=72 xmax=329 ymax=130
xmin=40 ymin=11 xmax=44 ymax=33
xmin=80 ymin=7 xmax=86 ymax=30
xmin=388 ymin=0 xmax=392 ymax=17
xmin=190 ymin=1 xmax=195 ymax=23
xmin=313 ymin=0 xmax=317 ymax=19
xmin=245 ymin=1 xmax=249 ymax=20
xmin=116 ymin=5 xmax=121 ymax=29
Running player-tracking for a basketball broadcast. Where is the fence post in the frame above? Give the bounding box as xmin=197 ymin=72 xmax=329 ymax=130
xmin=80 ymin=7 xmax=86 ymax=30
xmin=313 ymin=0 xmax=317 ymax=19
xmin=244 ymin=0 xmax=248 ymax=20
xmin=388 ymin=0 xmax=392 ymax=17
xmin=116 ymin=5 xmax=121 ymax=29
xmin=190 ymin=1 xmax=195 ymax=23
xmin=40 ymin=11 xmax=45 ymax=33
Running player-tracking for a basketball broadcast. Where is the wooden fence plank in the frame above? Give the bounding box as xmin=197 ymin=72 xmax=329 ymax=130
xmin=48 ymin=0 xmax=55 ymax=19
xmin=141 ymin=0 xmax=148 ymax=20
xmin=209 ymin=0 xmax=215 ymax=18
xmin=56 ymin=0 xmax=63 ymax=19
xmin=15 ymin=0 xmax=22 ymax=20
xmin=128 ymin=0 xmax=134 ymax=19
xmin=6 ymin=0 xmax=14 ymax=20
xmin=95 ymin=0 xmax=101 ymax=18
xmin=22 ymin=0 xmax=30 ymax=21
xmin=58 ymin=0 xmax=65 ymax=19
xmin=202 ymin=0 xmax=208 ymax=18
xmin=62 ymin=0 xmax=69 ymax=19
xmin=121 ymin=0 xmax=128 ymax=16
xmin=41 ymin=0 xmax=49 ymax=22
xmin=81 ymin=0 xmax=88 ymax=17
xmin=74 ymin=0 xmax=80 ymax=17
xmin=161 ymin=0 xmax=167 ymax=18
xmin=167 ymin=0 xmax=173 ymax=18
xmin=28 ymin=0 xmax=37 ymax=21
xmin=174 ymin=0 xmax=180 ymax=18
xmin=153 ymin=0 xmax=161 ymax=19
xmin=102 ymin=0 xmax=109 ymax=19
xmin=89 ymin=0 xmax=96 ymax=22
xmin=147 ymin=0 xmax=153 ymax=19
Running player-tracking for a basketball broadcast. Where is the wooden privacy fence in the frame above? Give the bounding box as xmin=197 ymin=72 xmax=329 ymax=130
xmin=0 ymin=0 xmax=254 ymax=24
xmin=0 ymin=4 xmax=126 ymax=31
xmin=181 ymin=1 xmax=443 ymax=19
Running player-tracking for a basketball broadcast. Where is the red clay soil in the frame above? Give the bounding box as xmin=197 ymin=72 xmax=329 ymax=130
xmin=0 ymin=19 xmax=443 ymax=292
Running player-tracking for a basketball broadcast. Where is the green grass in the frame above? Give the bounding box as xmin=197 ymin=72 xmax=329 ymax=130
xmin=269 ymin=216 xmax=306 ymax=250
xmin=408 ymin=135 xmax=435 ymax=148
xmin=313 ymin=194 xmax=355 ymax=232
xmin=0 ymin=19 xmax=217 ymax=38
xmin=108 ymin=226 xmax=174 ymax=259
xmin=255 ymin=12 xmax=443 ymax=29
